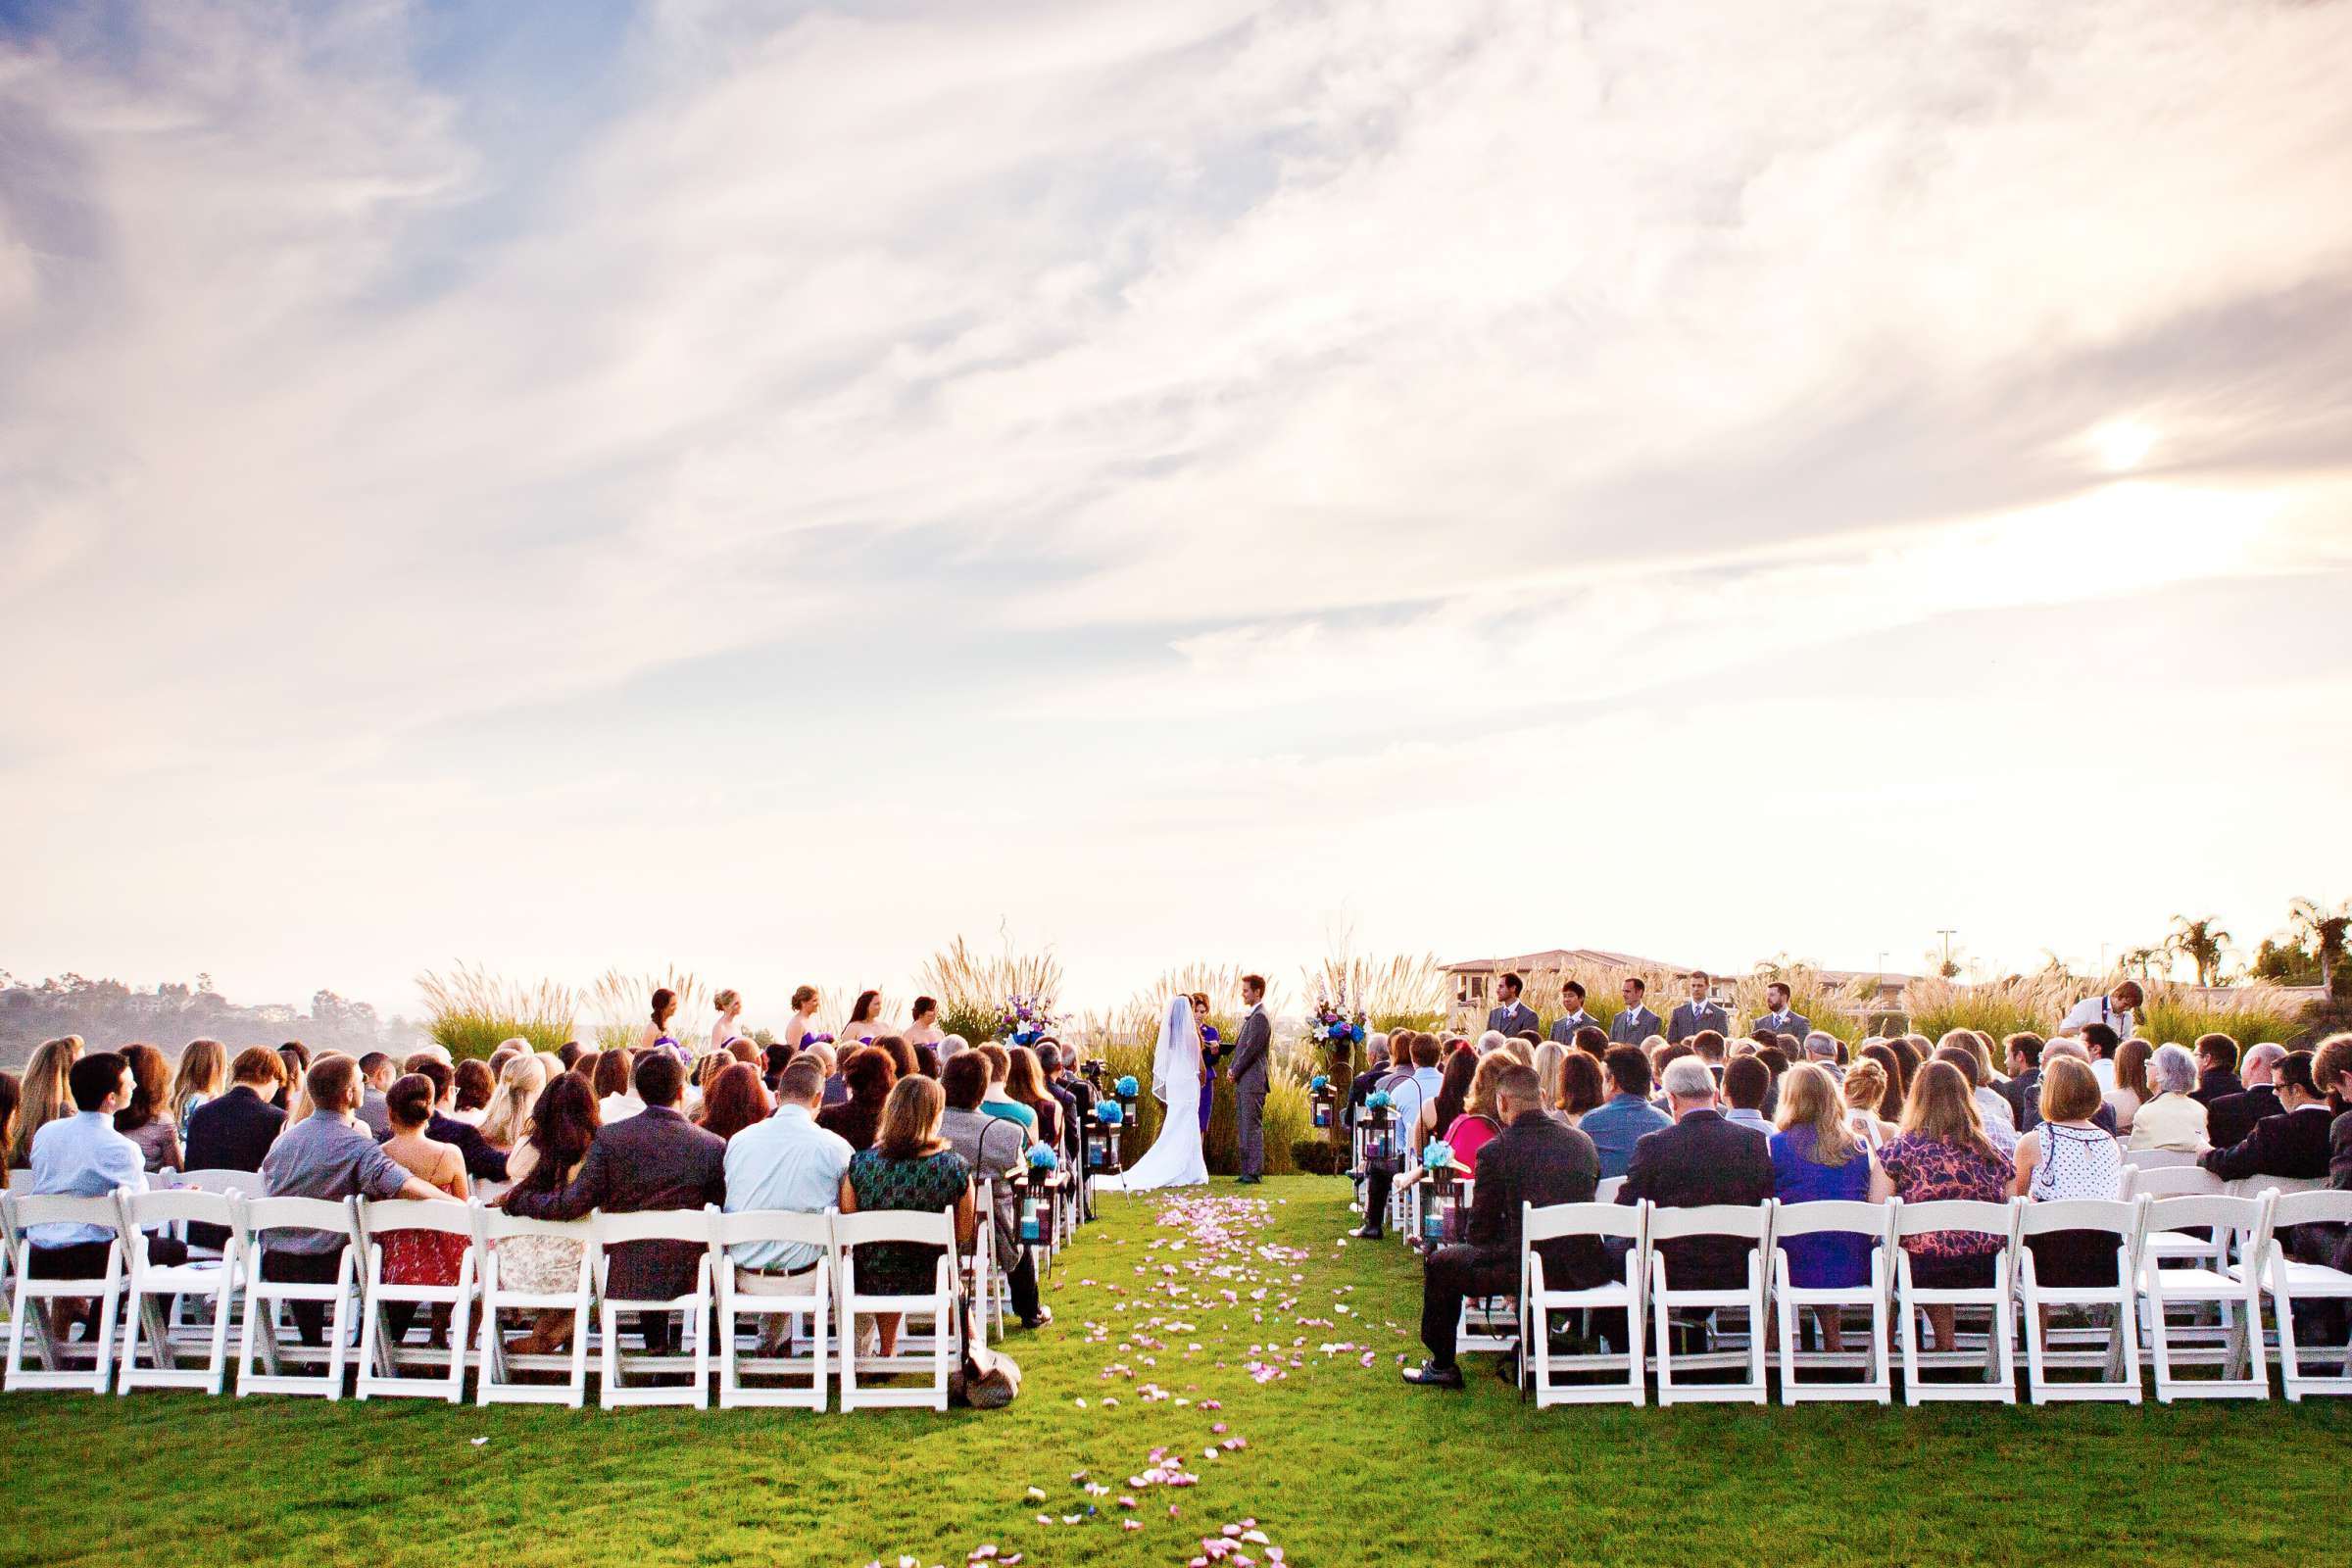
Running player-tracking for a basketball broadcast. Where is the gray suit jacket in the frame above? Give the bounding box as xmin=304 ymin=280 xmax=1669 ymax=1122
xmin=1547 ymin=1010 xmax=1598 ymax=1046
xmin=1229 ymin=1005 xmax=1272 ymax=1089
xmin=1754 ymin=1010 xmax=1810 ymax=1044
xmin=1608 ymin=1006 xmax=1660 ymax=1044
xmin=1488 ymin=1002 xmax=1540 ymax=1039
xmin=1667 ymin=1002 xmax=1730 ymax=1043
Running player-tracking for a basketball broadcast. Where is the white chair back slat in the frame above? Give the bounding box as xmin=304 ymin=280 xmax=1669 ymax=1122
xmin=3 ymin=1190 xmax=126 ymax=1394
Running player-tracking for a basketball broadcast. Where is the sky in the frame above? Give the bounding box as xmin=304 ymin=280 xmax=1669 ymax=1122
xmin=4 ymin=0 xmax=2350 ymax=1028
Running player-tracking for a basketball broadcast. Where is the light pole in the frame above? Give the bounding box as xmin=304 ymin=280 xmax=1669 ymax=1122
xmin=1936 ymin=929 xmax=1958 ymax=978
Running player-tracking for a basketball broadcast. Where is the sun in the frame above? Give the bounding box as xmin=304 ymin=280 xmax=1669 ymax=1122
xmin=2089 ymin=417 xmax=2159 ymax=473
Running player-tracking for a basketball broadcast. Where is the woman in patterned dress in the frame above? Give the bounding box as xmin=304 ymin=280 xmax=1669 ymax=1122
xmin=843 ymin=1075 xmax=973 ymax=1356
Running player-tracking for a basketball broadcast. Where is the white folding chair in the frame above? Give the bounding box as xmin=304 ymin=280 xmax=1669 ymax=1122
xmin=1893 ymin=1199 xmax=2018 ymax=1404
xmin=1521 ymin=1200 xmax=1646 ymax=1407
xmin=472 ymin=1207 xmax=593 ymax=1407
xmin=711 ymin=1208 xmax=832 ymax=1410
xmin=591 ymin=1206 xmax=715 ymax=1408
xmin=1594 ymin=1177 xmax=1627 ymax=1204
xmin=2139 ymin=1193 xmax=2271 ymax=1401
xmin=834 ymin=1208 xmax=957 ymax=1411
xmin=1648 ymin=1201 xmax=1772 ymax=1405
xmin=1772 ymin=1199 xmax=1896 ymax=1404
xmin=161 ymin=1169 xmax=252 ymax=1261
xmin=2120 ymin=1150 xmax=2201 ymax=1172
xmin=354 ymin=1198 xmax=478 ymax=1402
xmin=2226 ymin=1174 xmax=2330 ymax=1200
xmin=2256 ymin=1190 xmax=2352 ymax=1400
xmin=115 ymin=1188 xmax=240 ymax=1396
xmin=2 ymin=1192 xmax=127 ymax=1393
xmin=234 ymin=1195 xmax=364 ymax=1398
xmin=1440 ymin=1179 xmax=1513 ymax=1354
xmin=2015 ymin=1197 xmax=2143 ymax=1404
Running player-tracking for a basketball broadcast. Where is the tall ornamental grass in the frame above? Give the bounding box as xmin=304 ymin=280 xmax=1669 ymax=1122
xmin=1900 ymin=972 xmax=2312 ymax=1047
xmin=1729 ymin=966 xmax=1878 ymax=1044
xmin=2135 ymin=983 xmax=2309 ymax=1050
xmin=416 ymin=964 xmax=576 ymax=1060
xmin=913 ymin=935 xmax=1065 ymax=1045
xmin=586 ymin=967 xmax=705 ymax=1053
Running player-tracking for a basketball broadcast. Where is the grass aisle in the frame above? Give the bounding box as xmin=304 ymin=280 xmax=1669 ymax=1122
xmin=1 ymin=1175 xmax=2346 ymax=1567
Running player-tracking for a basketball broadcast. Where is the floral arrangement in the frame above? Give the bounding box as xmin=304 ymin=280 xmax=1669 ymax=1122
xmin=1025 ymin=1145 xmax=1059 ymax=1171
xmin=1096 ymin=1102 xmax=1125 ymax=1126
xmin=1308 ymin=1074 xmax=1330 ymax=1093
xmin=1308 ymin=992 xmax=1367 ymax=1049
xmin=1420 ymin=1140 xmax=1455 ymax=1172
xmin=1114 ymin=1074 xmax=1140 ymax=1099
xmin=1365 ymin=1090 xmax=1393 ymax=1114
xmin=994 ymin=993 xmax=1061 ymax=1048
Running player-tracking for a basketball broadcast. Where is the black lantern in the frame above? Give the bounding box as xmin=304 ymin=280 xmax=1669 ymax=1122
xmin=1422 ymin=1158 xmax=1460 ymax=1250
xmin=1362 ymin=1101 xmax=1396 ymax=1167
xmin=1311 ymin=1075 xmax=1336 ymax=1131
xmin=1086 ymin=1105 xmax=1124 ymax=1176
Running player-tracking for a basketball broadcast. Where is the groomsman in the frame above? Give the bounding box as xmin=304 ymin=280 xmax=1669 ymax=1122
xmin=1608 ymin=977 xmax=1661 ymax=1044
xmin=1754 ymin=981 xmax=1809 ymax=1043
xmin=1667 ymin=972 xmax=1730 ymax=1043
xmin=1486 ymin=973 xmax=1540 ymax=1040
xmin=1547 ymin=980 xmax=1598 ymax=1045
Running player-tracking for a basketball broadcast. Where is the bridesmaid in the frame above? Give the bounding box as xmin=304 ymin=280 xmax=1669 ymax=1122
xmin=1192 ymin=993 xmax=1221 ymax=1134
xmin=710 ymin=989 xmax=746 ymax=1054
xmin=906 ymin=996 xmax=945 ymax=1051
xmin=635 ymin=988 xmax=683 ymax=1060
xmin=783 ymin=986 xmax=822 ymax=1050
xmin=844 ymin=990 xmax=885 ymax=1047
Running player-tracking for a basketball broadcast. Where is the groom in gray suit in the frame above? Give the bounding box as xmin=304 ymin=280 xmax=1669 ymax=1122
xmin=1228 ymin=974 xmax=1272 ymax=1184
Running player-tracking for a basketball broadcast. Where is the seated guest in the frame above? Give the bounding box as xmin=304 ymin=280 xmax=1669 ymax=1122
xmin=1801 ymin=1033 xmax=1844 ymax=1080
xmin=170 ymin=1038 xmax=226 ymax=1142
xmin=1403 ymin=1064 xmax=1602 ymax=1388
xmin=2039 ymin=1040 xmax=2121 ymax=1134
xmin=13 ymin=1037 xmax=81 ymax=1172
xmin=1411 ymin=1050 xmax=1479 ymax=1162
xmin=478 ymin=1054 xmax=550 ymax=1153
xmin=272 ymin=1041 xmax=311 ymax=1111
xmin=1998 ymin=1034 xmax=2046 ymax=1133
xmin=1571 ymin=1023 xmax=1609 ymax=1062
xmin=805 ymin=1042 xmax=848 ymax=1106
xmin=2191 ymin=1034 xmax=2243 ymax=1105
xmin=1878 ymin=1061 xmax=2015 ymax=1352
xmin=2078 ymin=1023 xmax=2121 ymax=1094
xmin=505 ymin=1050 xmax=725 ymax=1351
xmin=1036 ymin=1044 xmax=1083 ymax=1159
xmin=2201 ymin=1050 xmax=2332 ymax=1183
xmin=1721 ymin=1055 xmax=1773 ymax=1139
xmin=1769 ymin=1062 xmax=1885 ymax=1351
xmin=182 ymin=1046 xmax=289 ymax=1250
xmin=818 ymin=1046 xmax=897 ymax=1152
xmin=450 ymin=1058 xmax=496 ymax=1126
xmin=1352 ymin=1034 xmax=1446 ymax=1240
xmin=939 ymin=1054 xmax=1052 ymax=1329
xmin=1933 ymin=1046 xmax=2017 ymax=1153
xmin=114 ymin=1042 xmax=183 ymax=1173
xmin=25 ymin=1052 xmax=188 ymax=1341
xmin=376 ymin=1073 xmax=471 ymax=1347
xmin=2205 ymin=1042 xmax=2287 ymax=1151
xmin=404 ymin=1054 xmax=509 ymax=1182
xmin=1402 ymin=1053 xmax=1511 ymax=1196
xmin=2106 ymin=1039 xmax=2153 ymax=1134
xmin=723 ymin=1056 xmax=854 ymax=1352
xmin=260 ymin=1055 xmax=445 ymax=1345
xmin=1558 ymin=1052 xmax=1605 ymax=1123
xmin=1582 ymin=1047 xmax=1673 ymax=1180
xmin=593 ymin=1047 xmax=643 ymax=1124
xmin=1857 ymin=1042 xmax=1909 ymax=1125
xmin=1046 ymin=1046 xmax=1095 ymax=1152
xmin=975 ymin=1044 xmax=1038 ymax=1135
xmin=697 ymin=1061 xmax=773 ymax=1142
xmin=490 ymin=1073 xmax=601 ymax=1355
xmin=761 ymin=1043 xmax=794 ymax=1094
xmin=2011 ymin=1056 xmax=2125 ymax=1335
xmin=1840 ymin=1059 xmax=1899 ymax=1146
xmin=2129 ymin=1045 xmax=2210 ymax=1152
xmin=1617 ymin=1056 xmax=1776 ymax=1291
xmin=1005 ymin=1046 xmax=1063 ymax=1150
xmin=355 ymin=1052 xmax=397 ymax=1139
xmin=844 ymin=1076 xmax=975 ymax=1356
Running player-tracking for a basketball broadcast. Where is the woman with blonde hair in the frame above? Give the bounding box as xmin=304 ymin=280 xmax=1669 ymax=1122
xmin=479 ymin=1054 xmax=551 ymax=1152
xmin=709 ymin=989 xmax=746 ymax=1054
xmin=1879 ymin=1060 xmax=2015 ymax=1351
xmin=1535 ymin=1041 xmax=1568 ymax=1116
xmin=1840 ymin=1057 xmax=1898 ymax=1146
xmin=9 ymin=1036 xmax=81 ymax=1168
xmin=1770 ymin=1062 xmax=1888 ymax=1351
xmin=783 ymin=985 xmax=822 ymax=1050
xmin=171 ymin=1038 xmax=226 ymax=1139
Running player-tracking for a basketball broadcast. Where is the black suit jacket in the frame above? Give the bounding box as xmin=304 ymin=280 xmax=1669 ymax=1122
xmin=1465 ymin=1111 xmax=1606 ymax=1287
xmin=505 ymin=1105 xmax=726 ymax=1299
xmin=2000 ymin=1069 xmax=2042 ymax=1134
xmin=429 ymin=1111 xmax=510 ymax=1183
xmin=2201 ymin=1105 xmax=2333 ymax=1183
xmin=1617 ymin=1109 xmax=1776 ymax=1289
xmin=2191 ymin=1069 xmax=2242 ymax=1108
xmin=2205 ymin=1085 xmax=2282 ymax=1152
xmin=182 ymin=1085 xmax=287 ymax=1250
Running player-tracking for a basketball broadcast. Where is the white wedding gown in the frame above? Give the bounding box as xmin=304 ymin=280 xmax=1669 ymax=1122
xmin=1099 ymin=996 xmax=1209 ymax=1190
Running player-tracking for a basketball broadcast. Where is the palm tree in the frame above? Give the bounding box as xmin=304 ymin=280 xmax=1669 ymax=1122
xmin=2117 ymin=944 xmax=2169 ymax=982
xmin=2289 ymin=897 xmax=2351 ymax=996
xmin=2167 ymin=914 xmax=2233 ymax=989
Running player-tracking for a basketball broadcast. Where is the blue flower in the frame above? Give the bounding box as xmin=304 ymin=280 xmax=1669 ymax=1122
xmin=1114 ymin=1075 xmax=1140 ymax=1098
xmin=1422 ymin=1141 xmax=1454 ymax=1170
xmin=1308 ymin=1074 xmax=1329 ymax=1092
xmin=1026 ymin=1145 xmax=1059 ymax=1170
xmin=1096 ymin=1102 xmax=1124 ymax=1126
xmin=1366 ymin=1090 xmax=1393 ymax=1111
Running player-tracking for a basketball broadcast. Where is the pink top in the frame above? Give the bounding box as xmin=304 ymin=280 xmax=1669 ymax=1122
xmin=1443 ymin=1113 xmax=1500 ymax=1174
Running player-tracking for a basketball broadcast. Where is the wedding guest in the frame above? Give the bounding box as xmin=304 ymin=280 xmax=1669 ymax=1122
xmin=595 ymin=1047 xmax=644 ymax=1125
xmin=2011 ymin=1057 xmax=2124 ymax=1316
xmin=1412 ymin=1050 xmax=1478 ymax=1165
xmin=2078 ymin=1023 xmax=2122 ymax=1093
xmin=817 ymin=1046 xmax=897 ymax=1152
xmin=260 ymin=1055 xmax=444 ymax=1345
xmin=1583 ymin=1047 xmax=1673 ymax=1179
xmin=761 ymin=1043 xmax=794 ymax=1093
xmin=1535 ymin=1042 xmax=1568 ymax=1111
xmin=404 ymin=1054 xmax=509 ymax=1182
xmin=0 ymin=1073 xmax=16 ymax=1191
xmin=844 ymin=1076 xmax=974 ymax=1355
xmin=1934 ymin=1045 xmax=2017 ymax=1152
xmin=114 ymin=1043 xmax=183 ymax=1172
xmin=1043 ymin=1046 xmax=1095 ymax=1155
xmin=1999 ymin=1034 xmax=2047 ymax=1132
xmin=2191 ymin=1034 xmax=2243 ymax=1105
xmin=557 ymin=1041 xmax=583 ymax=1072
xmin=492 ymin=1073 xmax=600 ymax=1356
xmin=844 ymin=990 xmax=885 ymax=1047
xmin=698 ymin=1061 xmax=773 ymax=1143
xmin=2202 ymin=1051 xmax=2332 ymax=1182
xmin=723 ymin=1056 xmax=853 ymax=1351
xmin=1559 ymin=1052 xmax=1606 ymax=1121
xmin=1403 ymin=1064 xmax=1601 ymax=1388
xmin=710 ymin=989 xmax=746 ymax=1054
xmin=9 ymin=1037 xmax=81 ymax=1169
xmin=939 ymin=1054 xmax=1051 ymax=1329
xmin=1347 ymin=1040 xmax=1391 ymax=1133
xmin=171 ymin=1038 xmax=225 ymax=1142
xmin=451 ymin=1058 xmax=496 ymax=1125
xmin=25 ymin=1053 xmax=187 ymax=1340
xmin=2059 ymin=980 xmax=2143 ymax=1047
xmin=807 ymin=1042 xmax=847 ymax=1105
xmin=2129 ymin=1045 xmax=2210 ymax=1152
xmin=181 ymin=1047 xmax=287 ymax=1250
xmin=1841 ymin=1058 xmax=1900 ymax=1146
xmin=783 ymin=986 xmax=822 ymax=1050
xmin=1667 ymin=973 xmax=1730 ymax=1044
xmin=1769 ymin=1063 xmax=1886 ymax=1351
xmin=1486 ymin=973 xmax=1539 ymax=1040
xmin=1879 ymin=1061 xmax=2015 ymax=1352
xmin=2206 ymin=1042 xmax=2287 ymax=1151
xmin=1721 ymin=1055 xmax=1773 ymax=1139
xmin=1546 ymin=980 xmax=1598 ymax=1045
xmin=353 ymin=1053 xmax=397 ymax=1139
xmin=1036 ymin=1044 xmax=1082 ymax=1158
xmin=1609 ymin=978 xmax=1661 ymax=1045
xmin=1856 ymin=1042 xmax=1908 ymax=1124
xmin=906 ymin=997 xmax=945 ymax=1050
xmin=504 ymin=1050 xmax=724 ymax=1353
xmin=376 ymin=1073 xmax=470 ymax=1347
xmin=976 ymin=1044 xmax=1038 ymax=1135
xmin=1005 ymin=1046 xmax=1063 ymax=1150
xmin=572 ymin=1048 xmax=602 ymax=1086
xmin=1352 ymin=1035 xmax=1445 ymax=1240
xmin=1617 ymin=1057 xmax=1776 ymax=1288
xmin=1802 ymin=1032 xmax=1844 ymax=1080
xmin=478 ymin=1055 xmax=547 ymax=1152
xmin=272 ymin=1042 xmax=311 ymax=1111
xmin=2106 ymin=1039 xmax=2153 ymax=1134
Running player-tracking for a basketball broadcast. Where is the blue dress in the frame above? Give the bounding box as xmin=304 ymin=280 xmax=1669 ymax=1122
xmin=1768 ymin=1126 xmax=1874 ymax=1289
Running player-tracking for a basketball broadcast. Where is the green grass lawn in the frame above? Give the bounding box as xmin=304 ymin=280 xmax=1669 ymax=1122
xmin=2 ymin=1175 xmax=2346 ymax=1567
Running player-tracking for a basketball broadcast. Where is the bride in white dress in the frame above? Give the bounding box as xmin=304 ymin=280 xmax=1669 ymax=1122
xmin=1101 ymin=996 xmax=1210 ymax=1190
